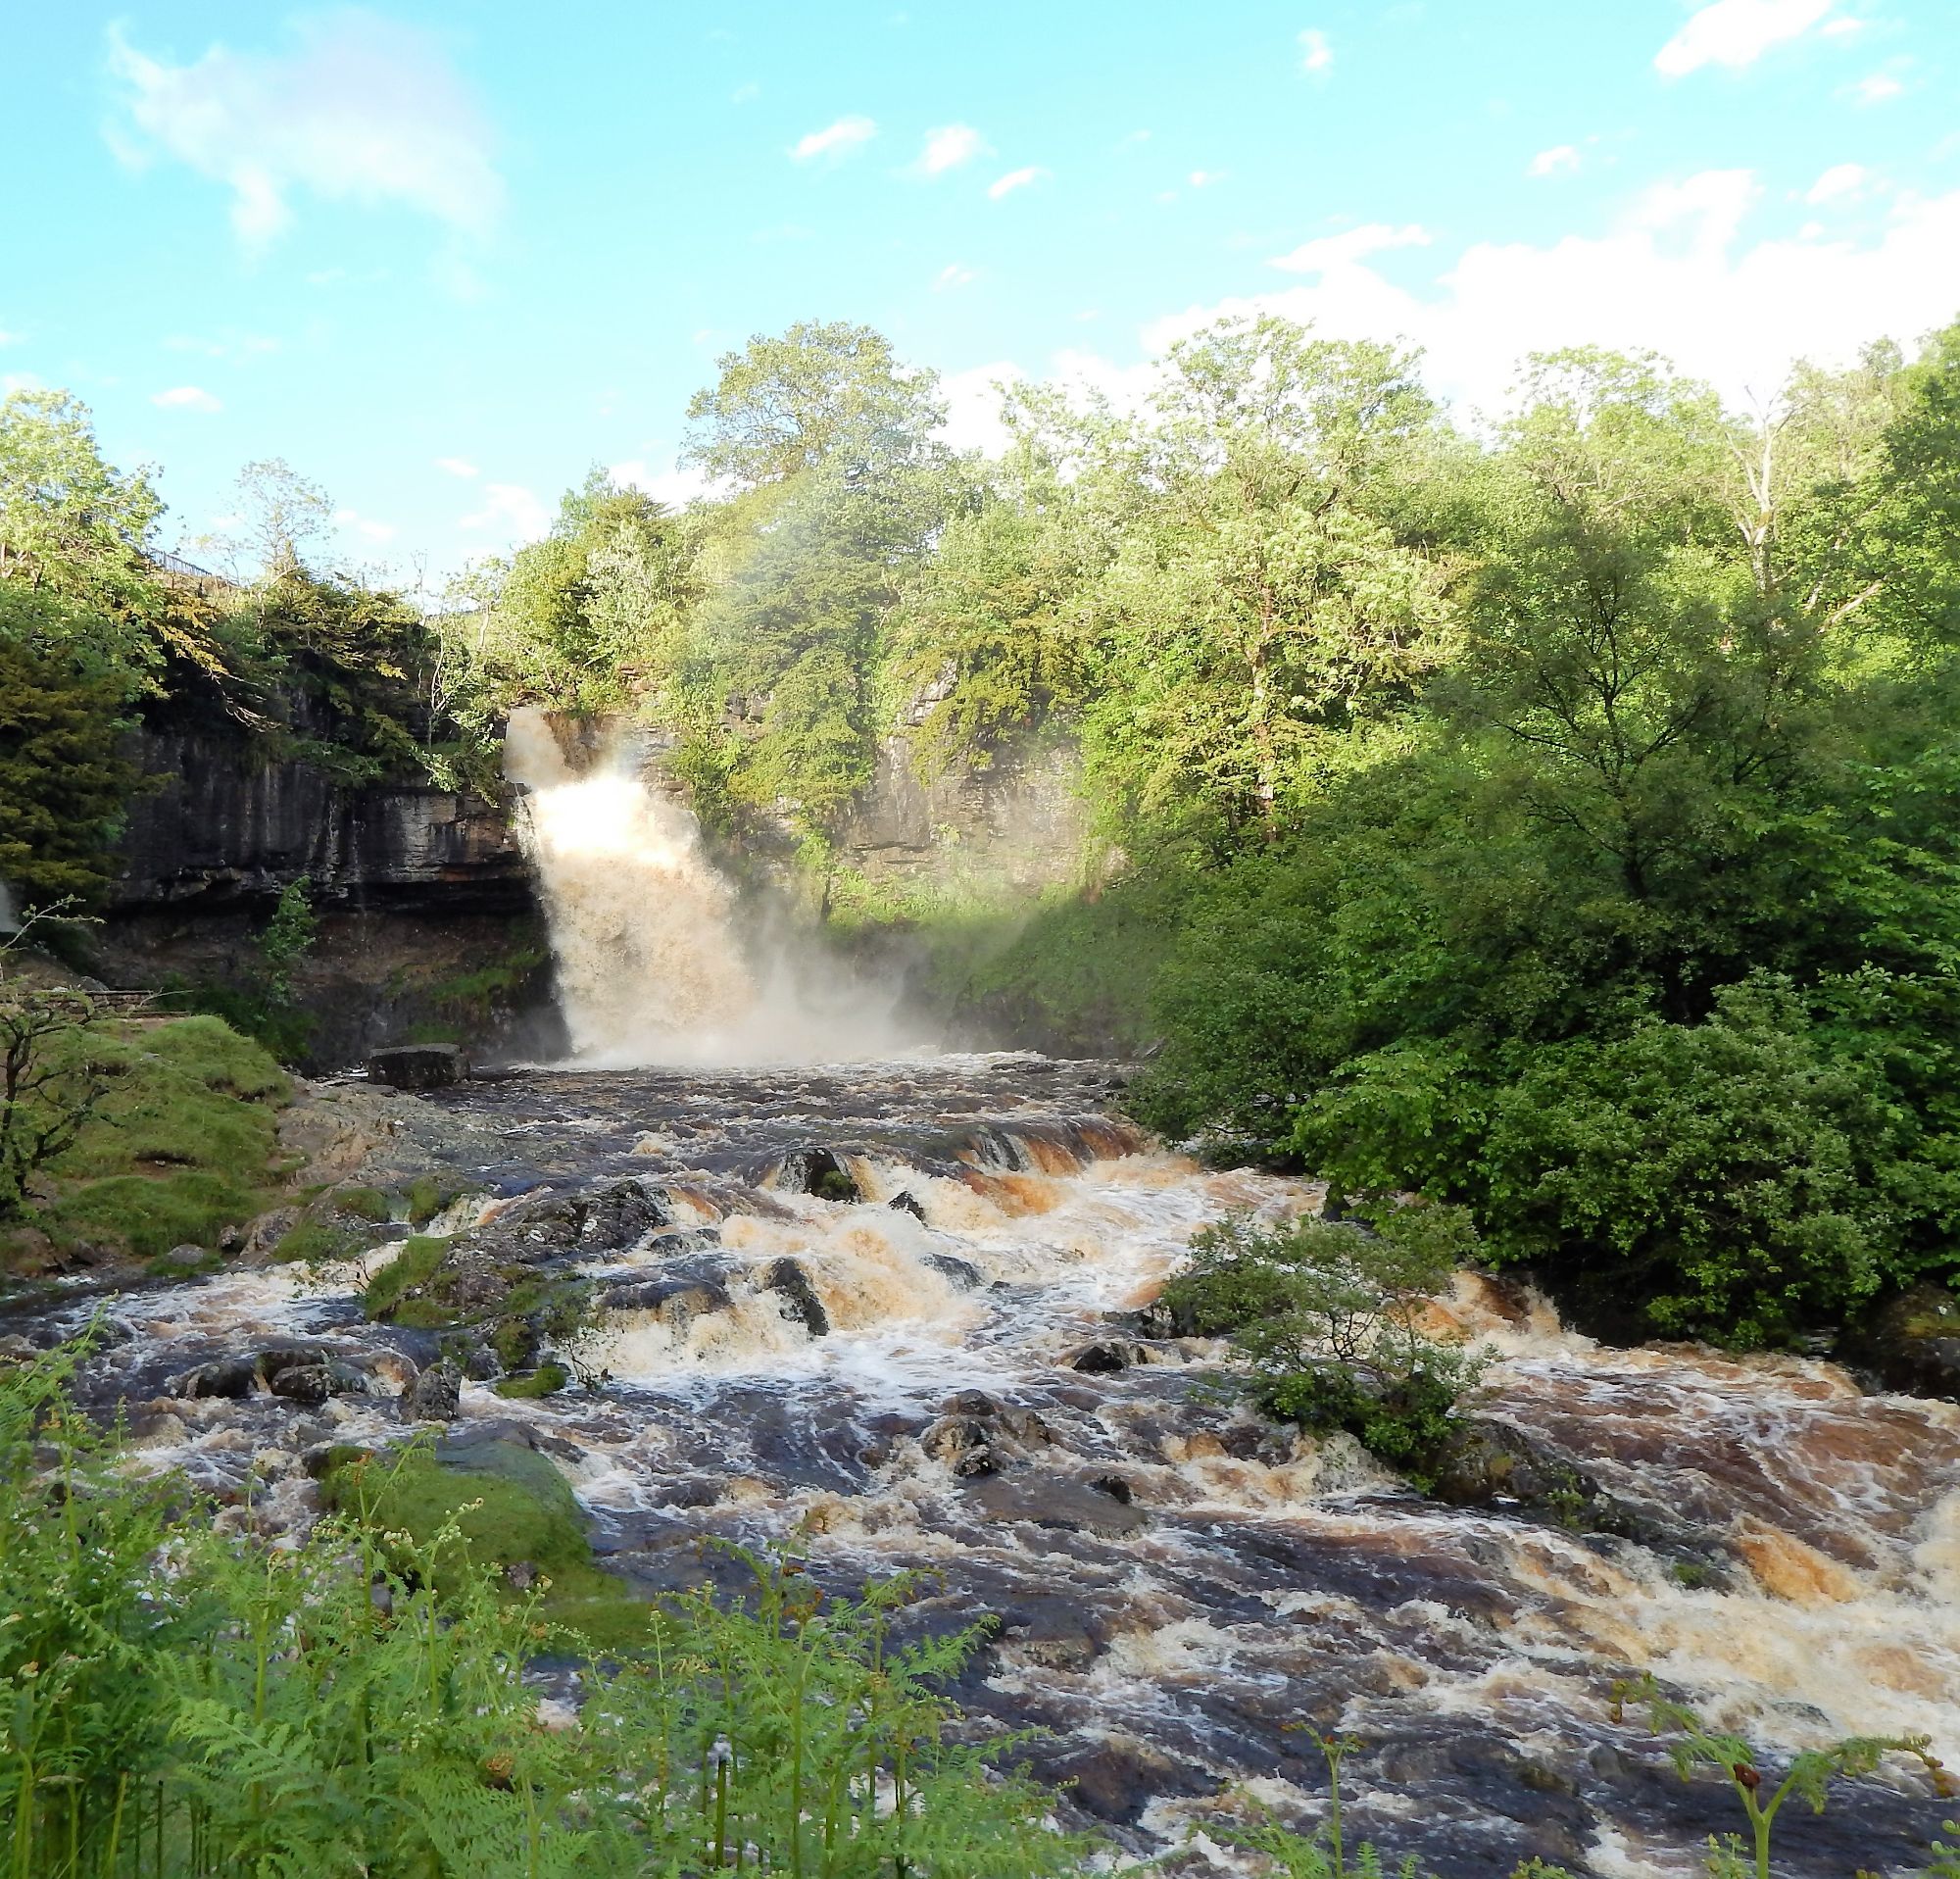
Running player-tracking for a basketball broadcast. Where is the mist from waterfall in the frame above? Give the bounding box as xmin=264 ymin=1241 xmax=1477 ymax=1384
xmin=504 ymin=707 xmax=922 ymax=1066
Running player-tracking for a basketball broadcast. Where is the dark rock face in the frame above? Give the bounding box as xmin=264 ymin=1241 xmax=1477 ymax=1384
xmin=760 ymin=1258 xmax=830 ymax=1336
xmin=1846 ymin=1285 xmax=1960 ymax=1402
xmin=95 ymin=720 xmax=560 ymax=1071
xmin=114 ymin=726 xmax=529 ymax=916
xmin=368 ymin=1044 xmax=469 ymax=1090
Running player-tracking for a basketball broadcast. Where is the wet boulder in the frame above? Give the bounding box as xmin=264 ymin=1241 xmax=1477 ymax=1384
xmin=961 ymin=1472 xmax=1148 ymax=1536
xmin=921 ymin=1414 xmax=996 ymax=1476
xmin=581 ymin=1180 xmax=669 ymax=1253
xmin=602 ymin=1274 xmax=731 ymax=1333
xmin=404 ymin=1360 xmax=462 ymax=1421
xmin=888 ymin=1190 xmax=928 ymax=1221
xmin=922 ymin=1252 xmax=983 ymax=1290
xmin=1064 ymin=1339 xmax=1157 ymax=1374
xmin=768 ymin=1147 xmax=861 ymax=1203
xmin=1846 ymin=1284 xmax=1960 ymax=1402
xmin=760 ymin=1258 xmax=830 ymax=1336
xmin=368 ymin=1044 xmax=469 ymax=1091
xmin=269 ymin=1360 xmax=373 ymax=1407
xmin=168 ymin=1356 xmax=261 ymax=1400
xmin=1037 ymin=1733 xmax=1215 ymax=1826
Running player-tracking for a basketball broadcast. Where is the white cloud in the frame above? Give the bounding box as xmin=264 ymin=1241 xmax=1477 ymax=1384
xmin=1528 ymin=144 xmax=1581 ymax=178
xmin=435 ymin=455 xmax=479 ymax=478
xmin=1137 ymin=170 xmax=1960 ymax=419
xmin=334 ymin=506 xmax=396 ymax=544
xmin=610 ymin=458 xmax=713 ymax=509
xmin=1653 ymin=0 xmax=1835 ymax=76
xmin=1 ymin=372 xmax=43 ymax=396
xmin=936 ymin=362 xmax=1027 ymax=456
xmin=1269 ymin=222 xmax=1431 ymax=274
xmin=1805 ymin=161 xmax=1869 ymax=203
xmin=106 ymin=15 xmax=502 ymax=249
xmin=914 ymin=124 xmax=988 ymax=175
xmin=731 ymin=82 xmax=760 ymax=104
xmin=988 ymin=165 xmax=1048 ymax=201
xmin=150 ymin=385 xmax=221 ymax=412
xmin=460 ymin=482 xmax=551 ymax=543
xmin=1298 ymin=27 xmax=1333 ymax=74
xmin=0 ymin=328 xmax=20 ymax=346
xmin=1849 ymin=71 xmax=1904 ymax=103
xmin=789 ymin=115 xmax=876 ymax=163
xmin=933 ymin=263 xmax=977 ymax=290
xmin=1189 ymin=169 xmax=1227 ymax=188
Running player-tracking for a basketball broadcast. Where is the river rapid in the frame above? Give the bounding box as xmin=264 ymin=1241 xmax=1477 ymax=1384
xmin=32 ymin=1053 xmax=1960 ymax=1878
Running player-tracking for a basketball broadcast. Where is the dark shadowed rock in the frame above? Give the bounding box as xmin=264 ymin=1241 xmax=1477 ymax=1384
xmin=169 ymin=1356 xmax=260 ymax=1400
xmin=1037 ymin=1734 xmax=1215 ymax=1825
xmin=1846 ymin=1284 xmax=1960 ymax=1402
xmin=1065 ymin=1339 xmax=1155 ymax=1374
xmin=368 ymin=1044 xmax=468 ymax=1090
xmin=760 ymin=1258 xmax=830 ymax=1336
xmin=923 ymin=1252 xmax=983 ymax=1290
xmin=922 ymin=1414 xmax=996 ymax=1476
xmin=888 ymin=1190 xmax=928 ymax=1221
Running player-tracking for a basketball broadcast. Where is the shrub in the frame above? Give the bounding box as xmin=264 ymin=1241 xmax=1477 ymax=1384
xmin=1161 ymin=1204 xmax=1485 ymax=1483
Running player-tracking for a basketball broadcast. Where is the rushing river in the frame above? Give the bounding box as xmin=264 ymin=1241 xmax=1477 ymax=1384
xmin=31 ymin=1054 xmax=1960 ymax=1878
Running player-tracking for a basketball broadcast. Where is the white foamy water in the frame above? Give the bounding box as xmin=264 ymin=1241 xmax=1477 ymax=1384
xmin=503 ymin=708 xmax=919 ymax=1067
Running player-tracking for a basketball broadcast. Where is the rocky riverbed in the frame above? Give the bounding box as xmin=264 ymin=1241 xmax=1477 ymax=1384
xmin=8 ymin=1054 xmax=1958 ymax=1877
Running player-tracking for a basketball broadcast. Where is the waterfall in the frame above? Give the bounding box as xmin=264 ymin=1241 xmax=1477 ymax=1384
xmin=504 ymin=708 xmax=913 ymax=1066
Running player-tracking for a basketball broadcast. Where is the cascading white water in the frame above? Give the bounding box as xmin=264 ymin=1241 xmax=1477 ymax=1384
xmin=504 ymin=707 xmax=916 ymax=1066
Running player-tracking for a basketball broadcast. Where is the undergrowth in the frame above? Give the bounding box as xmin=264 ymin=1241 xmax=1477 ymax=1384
xmin=0 ymin=1336 xmax=1087 ymax=1878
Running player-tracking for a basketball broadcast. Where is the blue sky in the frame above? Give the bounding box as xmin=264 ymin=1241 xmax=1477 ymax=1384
xmin=1 ymin=0 xmax=1955 ymax=585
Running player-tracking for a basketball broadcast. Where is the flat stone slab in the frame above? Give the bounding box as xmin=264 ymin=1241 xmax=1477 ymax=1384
xmin=368 ymin=1043 xmax=469 ymax=1090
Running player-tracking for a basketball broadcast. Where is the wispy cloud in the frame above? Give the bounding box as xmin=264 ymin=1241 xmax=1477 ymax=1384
xmin=1848 ymin=69 xmax=1905 ymax=104
xmin=933 ymin=263 xmax=977 ymax=290
xmin=1527 ymin=144 xmax=1581 ymax=178
xmin=1268 ymin=222 xmax=1431 ymax=274
xmin=1805 ymin=161 xmax=1869 ymax=203
xmin=988 ymin=165 xmax=1048 ymax=201
xmin=730 ymin=82 xmax=760 ymax=104
xmin=1188 ymin=169 xmax=1227 ymax=188
xmin=790 ymin=115 xmax=876 ymax=162
xmin=0 ymin=329 xmax=21 ymax=347
xmin=1653 ymin=0 xmax=1836 ymax=76
xmin=106 ymin=14 xmax=502 ymax=250
xmin=334 ymin=505 xmax=396 ymax=543
xmin=1298 ymin=27 xmax=1333 ymax=74
xmin=460 ymin=481 xmax=551 ymax=543
xmin=434 ymin=455 xmax=479 ymax=478
xmin=913 ymin=124 xmax=989 ymax=175
xmin=150 ymin=385 xmax=222 ymax=412
xmin=165 ymin=331 xmax=278 ymax=360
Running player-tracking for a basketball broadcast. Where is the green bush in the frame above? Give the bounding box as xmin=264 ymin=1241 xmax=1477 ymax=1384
xmin=1161 ymin=1205 xmax=1485 ymax=1483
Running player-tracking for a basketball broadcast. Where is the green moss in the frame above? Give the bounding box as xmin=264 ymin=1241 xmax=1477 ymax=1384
xmin=391 ymin=1299 xmax=459 ymax=1331
xmin=493 ymin=1362 xmax=570 ymax=1400
xmin=361 ymin=1234 xmax=452 ymax=1319
xmin=38 ymin=1017 xmax=289 ymax=1261
xmin=270 ymin=1218 xmax=363 ymax=1265
xmin=406 ymin=1175 xmax=462 ymax=1226
xmin=489 ymin=1315 xmax=538 ymax=1371
xmin=322 ymin=1441 xmax=642 ymax=1635
xmin=333 ymin=1185 xmax=392 ymax=1223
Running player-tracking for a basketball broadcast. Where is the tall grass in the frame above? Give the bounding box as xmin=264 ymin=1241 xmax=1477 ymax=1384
xmin=0 ymin=1339 xmax=1082 ymax=1878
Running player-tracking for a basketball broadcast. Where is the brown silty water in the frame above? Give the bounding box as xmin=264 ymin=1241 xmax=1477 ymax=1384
xmin=46 ymin=1058 xmax=1960 ymax=1877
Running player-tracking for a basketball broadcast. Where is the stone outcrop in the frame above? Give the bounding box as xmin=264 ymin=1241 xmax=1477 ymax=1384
xmin=114 ymin=726 xmax=528 ymax=915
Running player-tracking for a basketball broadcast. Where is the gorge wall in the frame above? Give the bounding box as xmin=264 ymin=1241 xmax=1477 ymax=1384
xmin=96 ymin=725 xmax=562 ymax=1070
xmin=95 ymin=717 xmax=1094 ymax=1066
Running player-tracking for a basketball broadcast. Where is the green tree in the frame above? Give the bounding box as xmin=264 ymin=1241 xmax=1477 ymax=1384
xmin=0 ymin=632 xmax=141 ymax=908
